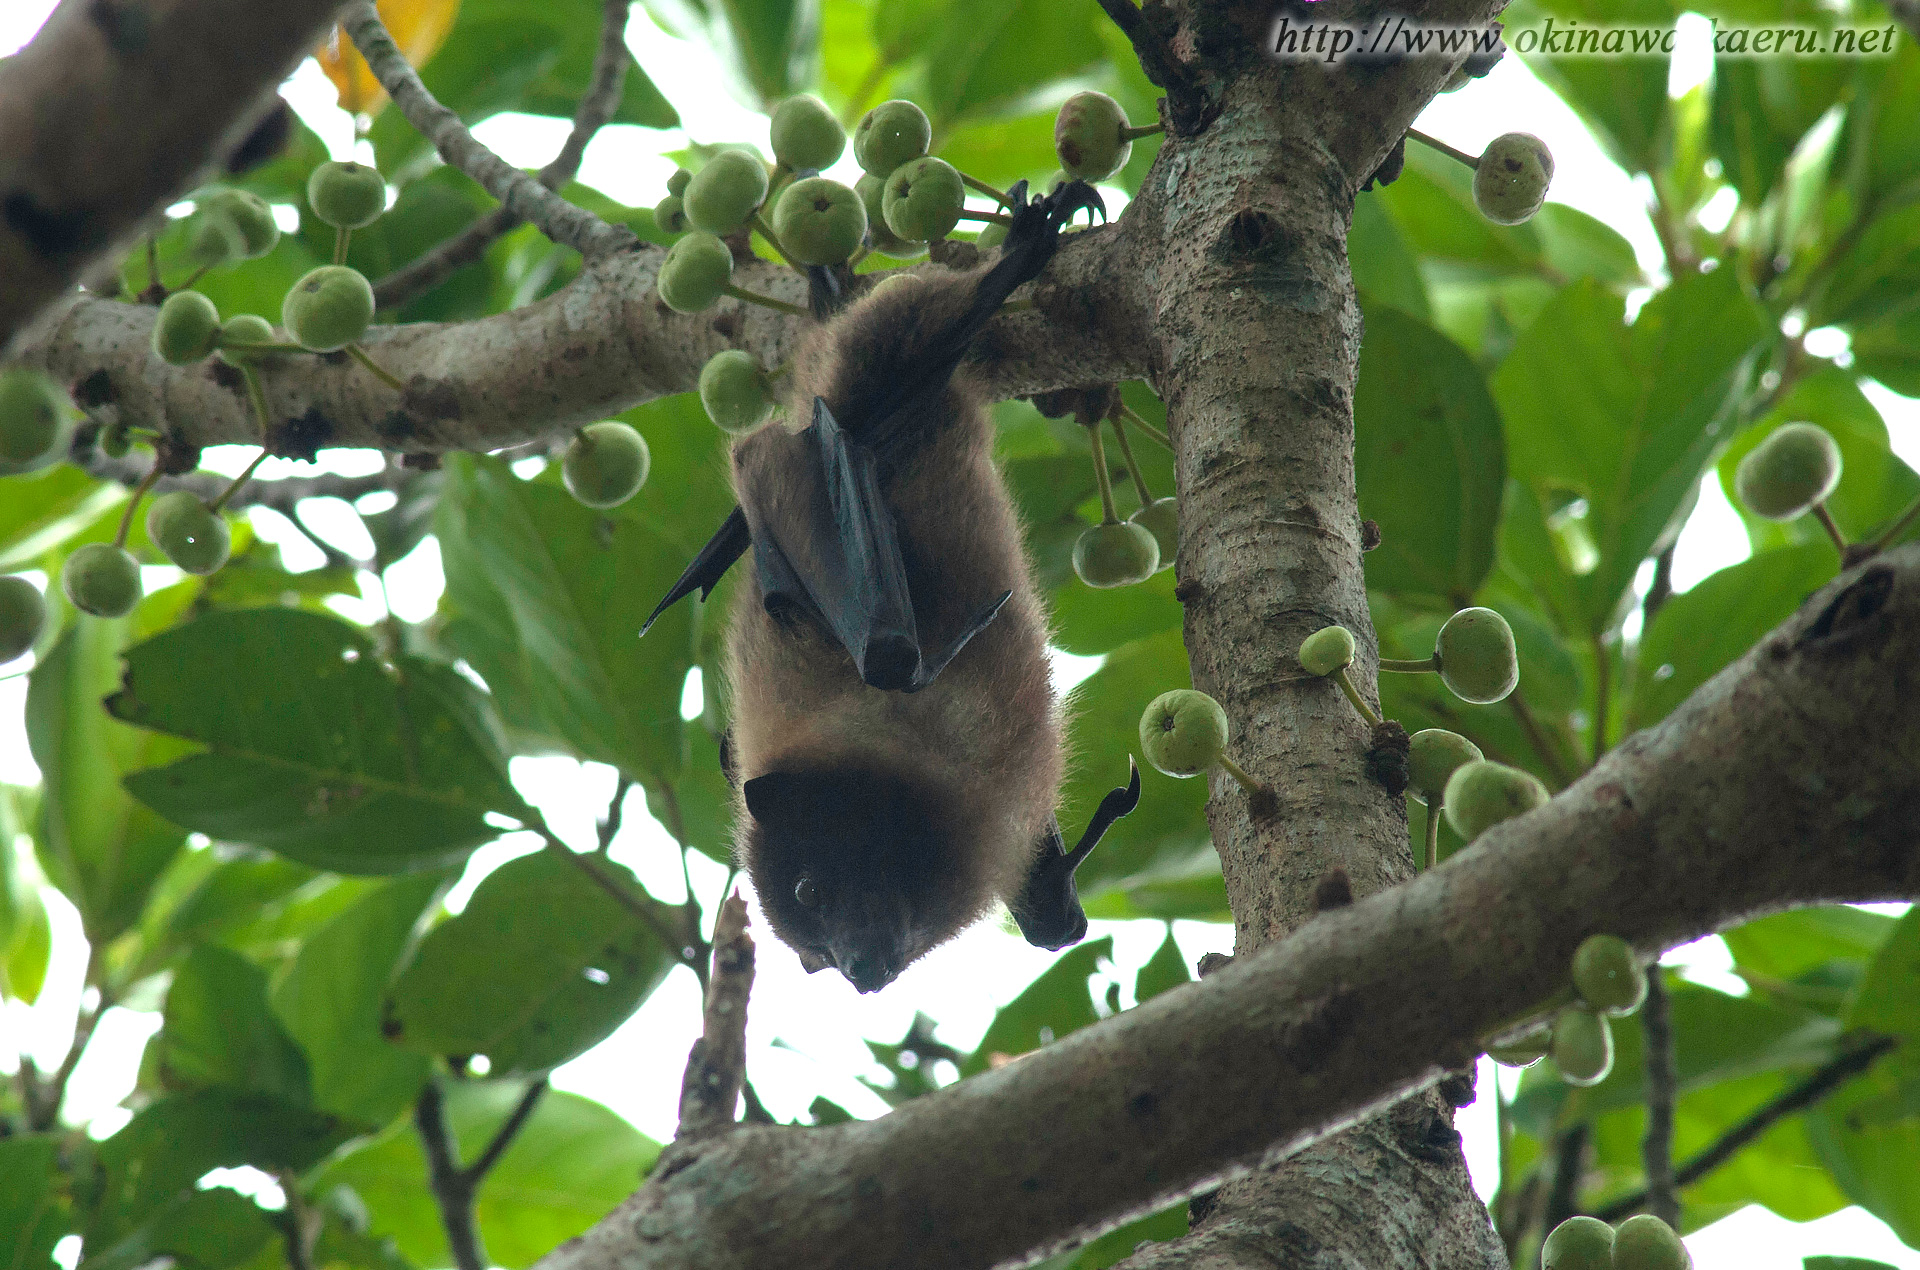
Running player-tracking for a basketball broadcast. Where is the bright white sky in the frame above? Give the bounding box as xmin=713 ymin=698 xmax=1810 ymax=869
xmin=2 ymin=3 xmax=1919 ymax=1266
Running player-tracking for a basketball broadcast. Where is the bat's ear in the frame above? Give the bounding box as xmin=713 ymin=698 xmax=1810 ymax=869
xmin=743 ymin=771 xmax=805 ymax=825
xmin=795 ymin=947 xmax=831 ymax=974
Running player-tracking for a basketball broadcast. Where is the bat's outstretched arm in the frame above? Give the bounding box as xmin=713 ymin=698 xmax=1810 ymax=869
xmin=1011 ymin=758 xmax=1141 ymax=951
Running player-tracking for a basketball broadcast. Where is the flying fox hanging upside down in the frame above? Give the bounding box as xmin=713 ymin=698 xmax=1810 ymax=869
xmin=642 ymin=179 xmax=1140 ymax=993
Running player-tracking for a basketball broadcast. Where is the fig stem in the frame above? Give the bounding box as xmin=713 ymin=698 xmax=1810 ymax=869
xmin=1121 ymin=122 xmax=1165 ymax=141
xmin=1119 ymin=403 xmax=1172 ymax=451
xmin=210 ymin=448 xmax=271 ymax=513
xmin=1407 ymin=127 xmax=1480 ymax=170
xmin=1867 ymin=493 xmax=1920 ymax=553
xmin=1217 ymin=754 xmax=1264 ymax=797
xmin=145 ymin=235 xmax=162 ymax=297
xmin=1810 ymin=501 xmax=1849 ymax=555
xmin=346 ymin=344 xmax=407 ymax=392
xmin=115 ymin=463 xmax=164 ymax=549
xmin=1476 ymin=985 xmax=1578 ymax=1052
xmin=1107 ymin=413 xmax=1154 ymax=506
xmin=847 ymin=245 xmax=871 ymax=269
xmin=1380 ymin=656 xmax=1438 ymax=673
xmin=239 ymin=365 xmax=273 ymax=439
xmin=1333 ymin=667 xmax=1383 ymax=726
xmin=217 ymin=340 xmax=312 ymax=355
xmin=961 ymin=173 xmax=1013 ymax=207
xmin=956 ymin=209 xmax=1015 ymax=228
xmin=767 ymin=358 xmax=792 ymax=381
xmin=1425 ymin=798 xmax=1442 ymax=870
xmin=334 ymin=226 xmax=351 ymax=266
xmin=723 ymin=285 xmax=808 ymax=317
xmin=175 ymin=262 xmax=213 ymax=293
xmin=748 ymin=212 xmax=805 ymax=274
xmin=1088 ymin=425 xmax=1120 ymax=524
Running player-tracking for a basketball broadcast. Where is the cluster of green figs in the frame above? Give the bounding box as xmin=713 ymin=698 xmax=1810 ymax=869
xmin=1544 ymin=1213 xmax=1691 ymax=1270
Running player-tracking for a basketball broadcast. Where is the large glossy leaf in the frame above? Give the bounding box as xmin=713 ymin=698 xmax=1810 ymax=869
xmin=1492 ymin=272 xmax=1768 ymax=634
xmin=0 ymin=1136 xmax=67 ymax=1270
xmin=1351 ymin=192 xmax=1433 ymax=320
xmin=26 ymin=617 xmax=191 ymax=943
xmin=108 ymin=608 xmax=527 ymax=874
xmin=383 ymin=849 xmax=675 ymax=1075
xmin=436 ymin=454 xmax=700 ymax=782
xmin=81 ymin=1187 xmax=278 ymax=1270
xmin=907 ymin=0 xmax=1106 ymax=129
xmin=1624 ymin=542 xmax=1830 ymax=730
xmin=153 ymin=943 xmax=311 ymax=1105
xmin=314 ymin=1084 xmax=660 ymax=1270
xmin=1702 ymin=0 xmax=1852 ymax=206
xmin=961 ymin=936 xmax=1113 ymax=1075
xmin=1724 ymin=906 xmax=1896 ymax=1015
xmin=1809 ymin=907 xmax=1920 ymax=1244
xmin=272 ymin=871 xmax=450 ymax=1127
xmin=0 ymin=787 xmax=52 ymax=1004
xmin=1354 ymin=305 xmax=1507 ymax=607
xmin=1504 ymin=0 xmax=1674 ymax=171
xmin=1807 ymin=203 xmax=1920 ymax=331
xmin=0 ymin=465 xmax=123 ymax=571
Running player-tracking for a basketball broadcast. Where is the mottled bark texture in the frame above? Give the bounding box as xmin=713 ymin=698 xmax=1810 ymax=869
xmin=534 ymin=549 xmax=1920 ymax=1270
xmin=0 ymin=0 xmax=348 ymax=355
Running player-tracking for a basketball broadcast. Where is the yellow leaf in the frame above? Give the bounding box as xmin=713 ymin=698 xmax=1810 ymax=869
xmin=315 ymin=0 xmax=463 ymax=118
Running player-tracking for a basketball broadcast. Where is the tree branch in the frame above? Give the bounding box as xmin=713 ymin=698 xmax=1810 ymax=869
xmin=465 ymin=1078 xmax=550 ymax=1184
xmin=80 ymin=450 xmax=410 ymax=512
xmin=416 ymin=1080 xmax=488 ymax=1270
xmin=1594 ymin=1032 xmax=1898 ymax=1223
xmin=371 ymin=0 xmax=636 ymax=310
xmin=1639 ymin=967 xmax=1680 ymax=1227
xmin=0 ymin=0 xmax=350 ymax=355
xmin=675 ymin=893 xmax=754 ymax=1140
xmin=339 ymin=2 xmax=634 ymax=261
xmin=534 ymin=549 xmax=1920 ymax=1270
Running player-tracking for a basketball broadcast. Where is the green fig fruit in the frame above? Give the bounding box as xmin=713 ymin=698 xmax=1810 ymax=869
xmin=667 ymin=168 xmax=691 ymax=196
xmin=656 ymin=232 xmax=735 ymax=313
xmin=1139 ymin=688 xmax=1229 ymax=777
xmin=882 ymin=156 xmax=966 ymax=242
xmin=974 ymin=220 xmax=1007 ymax=249
xmin=772 ymin=177 xmax=867 ymax=266
xmin=1612 ymin=1214 xmax=1690 ymax=1270
xmin=1541 ymin=1215 xmax=1614 ymax=1270
xmin=152 ymin=290 xmax=223 ymax=365
xmin=1473 ymin=133 xmax=1553 ymax=225
xmin=0 ymin=368 xmax=66 ymax=463
xmin=100 ymin=424 xmax=131 ymax=459
xmin=187 ymin=210 xmax=246 ymax=267
xmin=1442 ymin=759 xmax=1548 ymax=840
xmin=282 ymin=265 xmax=374 ymax=352
xmin=1734 ymin=422 xmax=1842 ymax=520
xmin=0 ymin=575 xmax=46 ymax=664
xmin=770 ymin=95 xmax=846 ymax=171
xmin=1129 ymin=497 xmax=1177 ymax=571
xmin=853 ymin=99 xmax=932 ymax=176
xmin=1298 ymin=625 xmax=1356 ymax=677
xmin=856 ymin=172 xmax=923 ymax=256
xmin=1570 ymin=933 xmax=1647 ymax=1015
xmin=1435 ymin=606 xmax=1518 ymax=704
xmin=1054 ymin=91 xmax=1132 ymax=181
xmin=145 ymin=491 xmax=231 ymax=575
xmin=1073 ymin=520 xmax=1159 ymax=587
xmin=1407 ymin=728 xmax=1483 ymax=806
xmin=684 ymin=150 xmax=769 ymax=235
xmin=199 ymin=188 xmax=280 ymax=257
xmin=699 ymin=350 xmax=775 ymax=435
xmin=307 ymin=160 xmax=387 ymax=230
xmin=1550 ymin=1006 xmax=1613 ymax=1086
xmin=62 ymin=543 xmax=142 ymax=618
xmin=215 ymin=314 xmax=277 ymax=366
xmin=1486 ymin=1025 xmax=1551 ymax=1067
xmin=654 ymin=194 xmax=688 ymax=234
xmin=563 ymin=421 xmax=650 ymax=509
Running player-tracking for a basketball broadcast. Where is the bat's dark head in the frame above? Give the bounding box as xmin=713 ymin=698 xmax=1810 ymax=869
xmin=741 ymin=767 xmax=974 ymax=994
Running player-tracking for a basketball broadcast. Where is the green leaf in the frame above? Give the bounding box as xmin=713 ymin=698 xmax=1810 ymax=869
xmin=314 ymin=1084 xmax=660 ymax=1270
xmin=1531 ymin=204 xmax=1643 ymax=287
xmin=383 ymin=849 xmax=675 ymax=1076
xmin=272 ymin=872 xmax=450 ymax=1126
xmin=1809 ymin=907 xmax=1920 ymax=1244
xmin=1355 ymin=305 xmax=1507 ymax=607
xmin=1048 ymin=565 xmax=1182 ymax=657
xmin=0 ymin=787 xmax=52 ymax=1003
xmin=436 ymin=454 xmax=701 ymax=782
xmin=1492 ymin=272 xmax=1768 ymax=633
xmin=27 ymin=620 xmax=190 ymax=943
xmin=1807 ymin=203 xmax=1920 ymax=330
xmin=908 ymin=0 xmax=1106 ymax=128
xmin=962 ymin=937 xmax=1112 ymax=1075
xmin=0 ymin=465 xmax=123 ymax=571
xmin=0 ymin=1136 xmax=68 ymax=1270
xmin=1624 ymin=542 xmax=1831 ymax=730
xmin=1351 ymin=192 xmax=1433 ymax=321
xmin=1805 ymin=1259 xmax=1900 ymax=1270
xmin=1850 ymin=310 xmax=1920 ymax=397
xmin=1503 ymin=0 xmax=1673 ymax=171
xmin=108 ymin=608 xmax=526 ymax=874
xmin=709 ymin=0 xmax=821 ymax=104
xmin=1725 ymin=906 xmax=1897 ymax=1015
xmin=82 ymin=1187 xmax=278 ymax=1270
xmin=1134 ymin=929 xmax=1190 ymax=1003
xmin=1058 ymin=1203 xmax=1187 ymax=1268
xmin=154 ymin=943 xmax=311 ymax=1105
xmin=86 ymin=1091 xmax=353 ymax=1250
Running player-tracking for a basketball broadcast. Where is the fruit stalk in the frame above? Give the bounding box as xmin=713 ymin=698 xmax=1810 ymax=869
xmin=956 ymin=209 xmax=1014 ymax=228
xmin=209 ymin=449 xmax=271 ymax=513
xmin=1379 ymin=656 xmax=1437 ymax=673
xmin=115 ymin=463 xmax=165 ymax=549
xmin=334 ymin=225 xmax=350 ymax=266
xmin=1106 ymin=414 xmax=1155 ymax=507
xmin=1407 ymin=127 xmax=1480 ymax=170
xmin=1810 ymin=501 xmax=1849 ymax=555
xmin=1424 ymin=799 xmax=1442 ymax=870
xmin=1120 ymin=403 xmax=1172 ymax=451
xmin=721 ymin=286 xmax=808 ymax=316
xmin=346 ymin=344 xmax=407 ymax=392
xmin=1088 ymin=427 xmax=1120 ymax=524
xmin=1334 ymin=668 xmax=1382 ymax=727
xmin=748 ymin=212 xmax=806 ymax=273
xmin=959 ymin=173 xmax=1012 ymax=207
xmin=1217 ymin=754 xmax=1264 ymax=797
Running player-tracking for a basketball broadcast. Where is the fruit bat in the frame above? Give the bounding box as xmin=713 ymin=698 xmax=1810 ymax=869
xmin=642 ymin=179 xmax=1140 ymax=993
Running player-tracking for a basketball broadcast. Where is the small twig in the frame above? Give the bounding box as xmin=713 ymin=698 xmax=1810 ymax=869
xmin=1639 ymin=965 xmax=1680 ymax=1227
xmin=1540 ymin=1121 xmax=1591 ymax=1236
xmin=1866 ymin=494 xmax=1920 ymax=554
xmin=677 ymin=892 xmax=755 ymax=1139
xmin=1120 ymin=402 xmax=1171 ymax=451
xmin=346 ymin=343 xmax=407 ymax=392
xmin=1506 ymin=688 xmax=1574 ymax=789
xmin=961 ymin=173 xmax=1012 ymax=207
xmin=285 ymin=502 xmax=363 ymax=570
xmin=1407 ymin=127 xmax=1480 ymax=170
xmin=115 ymin=462 xmax=165 ymax=548
xmin=415 ymin=1081 xmax=488 ymax=1270
xmin=1643 ymin=544 xmax=1675 ymax=626
xmin=597 ymin=774 xmax=634 ymax=852
xmin=208 ymin=448 xmax=270 ymax=513
xmin=465 ymin=1077 xmax=549 ymax=1183
xmin=275 ymin=1172 xmax=320 ymax=1270
xmin=1595 ymin=1033 xmax=1896 ymax=1222
xmin=545 ymin=838 xmax=690 ymax=960
xmin=1810 ymin=502 xmax=1850 ymax=556
xmin=340 ymin=2 xmax=634 ymax=261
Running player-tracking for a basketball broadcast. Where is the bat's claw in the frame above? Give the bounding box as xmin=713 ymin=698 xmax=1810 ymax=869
xmin=1038 ymin=177 xmax=1106 ymax=228
xmin=1003 ymin=178 xmax=1106 ymax=256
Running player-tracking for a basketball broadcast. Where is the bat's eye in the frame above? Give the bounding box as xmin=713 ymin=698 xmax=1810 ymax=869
xmin=794 ymin=876 xmax=819 ymax=907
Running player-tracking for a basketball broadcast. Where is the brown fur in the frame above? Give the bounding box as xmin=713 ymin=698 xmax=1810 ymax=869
xmin=725 ymin=266 xmax=1064 ymax=978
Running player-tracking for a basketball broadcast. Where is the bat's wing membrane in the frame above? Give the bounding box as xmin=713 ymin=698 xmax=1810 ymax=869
xmin=638 ymin=507 xmax=750 ymax=637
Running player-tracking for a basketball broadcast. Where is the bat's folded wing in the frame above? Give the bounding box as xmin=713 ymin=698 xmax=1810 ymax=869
xmin=639 ymin=506 xmax=751 ymax=636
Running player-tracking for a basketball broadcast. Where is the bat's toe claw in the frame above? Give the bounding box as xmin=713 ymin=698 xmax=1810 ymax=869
xmin=1040 ymin=178 xmax=1105 ymax=228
